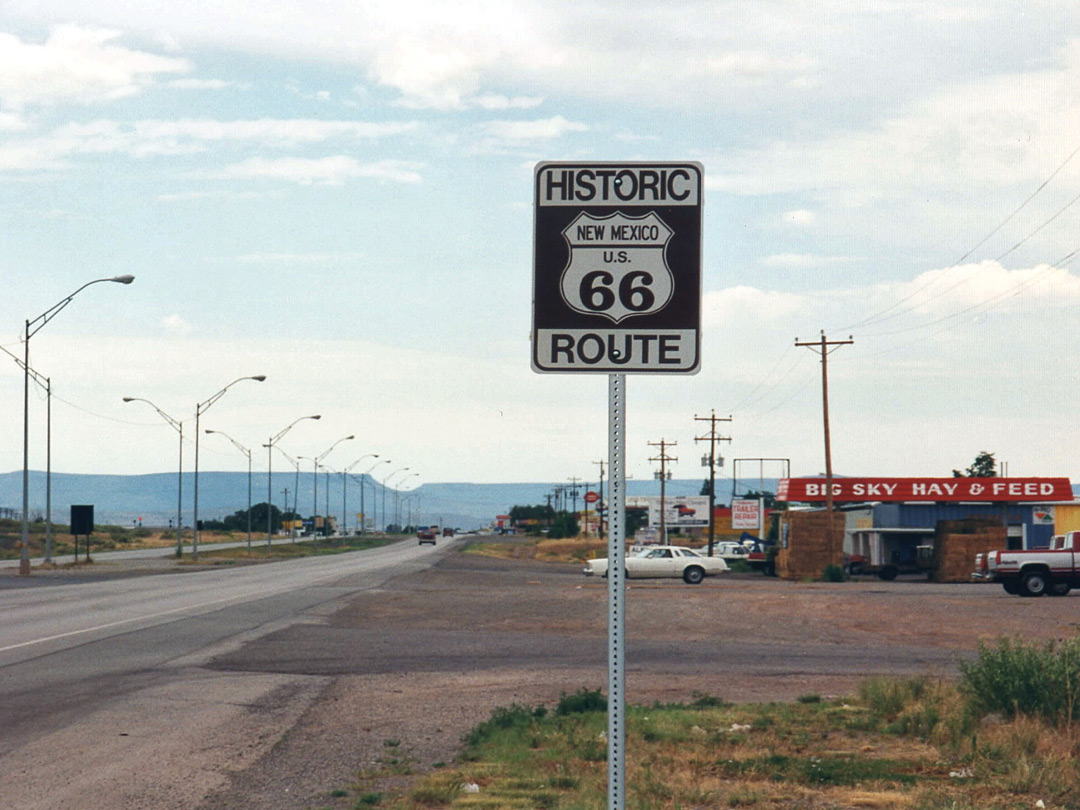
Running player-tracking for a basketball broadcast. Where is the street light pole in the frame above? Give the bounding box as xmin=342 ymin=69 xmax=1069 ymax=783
xmin=268 ymin=444 xmax=302 ymax=539
xmin=265 ymin=415 xmax=321 ymax=546
xmin=20 ymin=274 xmax=134 ymax=576
xmin=383 ymin=467 xmax=410 ymax=532
xmin=204 ymin=429 xmax=253 ymax=549
xmin=359 ymin=458 xmax=389 ymax=534
xmin=310 ymin=435 xmax=354 ymax=536
xmin=3 ymin=346 xmax=55 ymax=561
xmin=192 ymin=375 xmax=265 ymax=558
xmin=397 ymin=472 xmax=419 ymax=527
xmin=123 ymin=397 xmax=184 ymax=557
xmin=342 ymin=454 xmax=379 ymax=535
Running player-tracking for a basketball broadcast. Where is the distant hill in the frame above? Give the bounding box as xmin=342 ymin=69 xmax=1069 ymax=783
xmin=0 ymin=470 xmax=765 ymax=530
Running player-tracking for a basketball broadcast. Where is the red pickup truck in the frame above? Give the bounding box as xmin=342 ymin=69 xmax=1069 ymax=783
xmin=974 ymin=531 xmax=1079 ymax=597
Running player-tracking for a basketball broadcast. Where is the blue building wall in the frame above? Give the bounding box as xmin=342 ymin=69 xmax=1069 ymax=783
xmin=870 ymin=503 xmax=1054 ymax=548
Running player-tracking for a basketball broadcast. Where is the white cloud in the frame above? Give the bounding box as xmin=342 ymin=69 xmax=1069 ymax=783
xmin=211 ymin=156 xmax=423 ymax=185
xmin=161 ymin=314 xmax=192 ymax=334
xmin=783 ymin=209 xmax=816 ymax=227
xmin=167 ymin=78 xmax=236 ymax=90
xmin=0 ymin=117 xmax=420 ymax=172
xmin=471 ymin=94 xmax=543 ymax=110
xmin=707 ymin=45 xmax=1080 ymax=199
xmin=231 ymin=252 xmax=364 ymax=264
xmin=761 ymin=254 xmax=864 ymax=270
xmin=157 ymin=189 xmax=265 ymax=202
xmin=475 ymin=115 xmax=586 ymax=142
xmin=0 ymin=26 xmax=190 ymax=111
xmin=886 ymin=260 xmax=1080 ymax=320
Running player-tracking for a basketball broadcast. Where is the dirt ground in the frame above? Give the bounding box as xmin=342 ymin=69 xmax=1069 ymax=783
xmin=190 ymin=549 xmax=1080 ymax=810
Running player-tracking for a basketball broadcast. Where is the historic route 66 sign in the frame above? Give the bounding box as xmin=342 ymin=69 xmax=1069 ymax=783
xmin=532 ymin=162 xmax=702 ymax=374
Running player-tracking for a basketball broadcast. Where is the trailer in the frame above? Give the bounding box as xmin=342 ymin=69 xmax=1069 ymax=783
xmin=847 ymin=528 xmax=935 ymax=580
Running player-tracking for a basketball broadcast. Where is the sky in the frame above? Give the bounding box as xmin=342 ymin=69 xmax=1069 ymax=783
xmin=1 ymin=1 xmax=1079 ymax=491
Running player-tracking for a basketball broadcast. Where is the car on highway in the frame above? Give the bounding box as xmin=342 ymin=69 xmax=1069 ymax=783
xmin=582 ymin=545 xmax=729 ymax=584
xmin=417 ymin=529 xmax=436 ymax=545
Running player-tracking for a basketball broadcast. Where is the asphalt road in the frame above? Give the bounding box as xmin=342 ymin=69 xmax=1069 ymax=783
xmin=0 ymin=539 xmax=448 ymax=810
xmin=4 ymin=538 xmax=1076 ymax=810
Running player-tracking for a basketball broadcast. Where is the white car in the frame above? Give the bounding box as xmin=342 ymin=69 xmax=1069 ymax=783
xmin=582 ymin=546 xmax=729 ymax=584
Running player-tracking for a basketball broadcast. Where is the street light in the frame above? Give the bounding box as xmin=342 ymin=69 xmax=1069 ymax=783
xmin=204 ymin=429 xmax=253 ymax=550
xmin=3 ymin=345 xmax=54 ymax=561
xmin=353 ymin=458 xmax=389 ymax=534
xmin=21 ymin=274 xmax=134 ymax=576
xmin=396 ymin=472 xmax=419 ymax=528
xmin=193 ymin=375 xmax=266 ymax=557
xmin=268 ymin=444 xmax=302 ymax=539
xmin=310 ymin=435 xmax=354 ymax=536
xmin=123 ymin=397 xmax=184 ymax=557
xmin=342 ymin=454 xmax=379 ymax=535
xmin=265 ymin=415 xmax=321 ymax=546
xmin=382 ymin=466 xmax=409 ymax=533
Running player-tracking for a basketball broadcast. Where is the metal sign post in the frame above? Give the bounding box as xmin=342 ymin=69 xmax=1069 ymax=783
xmin=607 ymin=373 xmax=627 ymax=810
xmin=533 ymin=161 xmax=702 ymax=810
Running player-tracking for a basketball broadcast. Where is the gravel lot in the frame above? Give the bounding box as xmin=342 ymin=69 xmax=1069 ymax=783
xmin=191 ymin=548 xmax=1080 ymax=810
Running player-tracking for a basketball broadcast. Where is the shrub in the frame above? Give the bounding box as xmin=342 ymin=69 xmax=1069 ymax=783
xmin=556 ymin=688 xmax=607 ymax=715
xmin=959 ymin=635 xmax=1080 ymax=725
xmin=463 ymin=703 xmax=546 ymax=747
xmin=821 ymin=563 xmax=846 ymax=582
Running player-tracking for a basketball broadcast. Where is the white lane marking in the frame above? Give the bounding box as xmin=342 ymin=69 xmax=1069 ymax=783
xmin=0 ymin=585 xmax=289 ymax=654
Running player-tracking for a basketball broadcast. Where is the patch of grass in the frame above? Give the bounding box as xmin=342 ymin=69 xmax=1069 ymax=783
xmin=180 ymin=535 xmax=394 ymax=564
xmin=384 ymin=647 xmax=1080 ymax=810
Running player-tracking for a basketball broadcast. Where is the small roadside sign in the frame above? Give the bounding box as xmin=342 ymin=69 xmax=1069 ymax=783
xmin=532 ymin=162 xmax=703 ymax=374
xmin=584 ymin=491 xmax=600 ymax=504
xmin=732 ymin=498 xmax=762 ymax=530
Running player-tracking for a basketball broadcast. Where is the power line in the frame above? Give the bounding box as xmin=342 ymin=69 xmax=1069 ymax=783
xmin=838 ymin=141 xmax=1080 ymax=333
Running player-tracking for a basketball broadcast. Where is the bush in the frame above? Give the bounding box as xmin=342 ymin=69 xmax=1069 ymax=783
xmin=821 ymin=563 xmax=846 ymax=582
xmin=463 ymin=703 xmax=546 ymax=747
xmin=959 ymin=635 xmax=1080 ymax=725
xmin=556 ymin=688 xmax=607 ymax=715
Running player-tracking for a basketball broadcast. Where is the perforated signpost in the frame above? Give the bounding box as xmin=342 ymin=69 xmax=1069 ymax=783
xmin=533 ymin=162 xmax=703 ymax=810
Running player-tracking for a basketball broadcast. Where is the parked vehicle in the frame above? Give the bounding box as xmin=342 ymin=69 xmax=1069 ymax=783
xmin=583 ymin=546 xmax=728 ymax=584
xmin=698 ymin=541 xmax=750 ymax=561
xmin=974 ymin=531 xmax=1077 ymax=596
xmin=846 ymin=543 xmax=934 ymax=580
xmin=746 ymin=539 xmax=776 ymax=575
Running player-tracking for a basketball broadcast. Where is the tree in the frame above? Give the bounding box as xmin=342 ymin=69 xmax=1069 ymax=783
xmin=700 ymin=478 xmax=713 ymax=497
xmin=953 ymin=451 xmax=997 ymax=478
xmin=243 ymin=502 xmax=284 ymax=534
xmin=741 ymin=489 xmax=778 ymax=509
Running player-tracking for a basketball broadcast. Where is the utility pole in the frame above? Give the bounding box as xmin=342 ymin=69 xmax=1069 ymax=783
xmin=568 ymin=476 xmax=581 ymax=535
xmin=593 ymin=459 xmax=605 ymax=538
xmin=795 ymin=332 xmax=854 ymax=547
xmin=648 ymin=439 xmax=677 ymax=544
xmin=694 ymin=411 xmax=732 ymax=557
xmin=281 ymin=487 xmax=290 ymax=537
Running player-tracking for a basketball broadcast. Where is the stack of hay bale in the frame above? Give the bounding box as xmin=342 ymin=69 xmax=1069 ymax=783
xmin=932 ymin=518 xmax=1007 ymax=583
xmin=777 ymin=511 xmax=844 ymax=580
